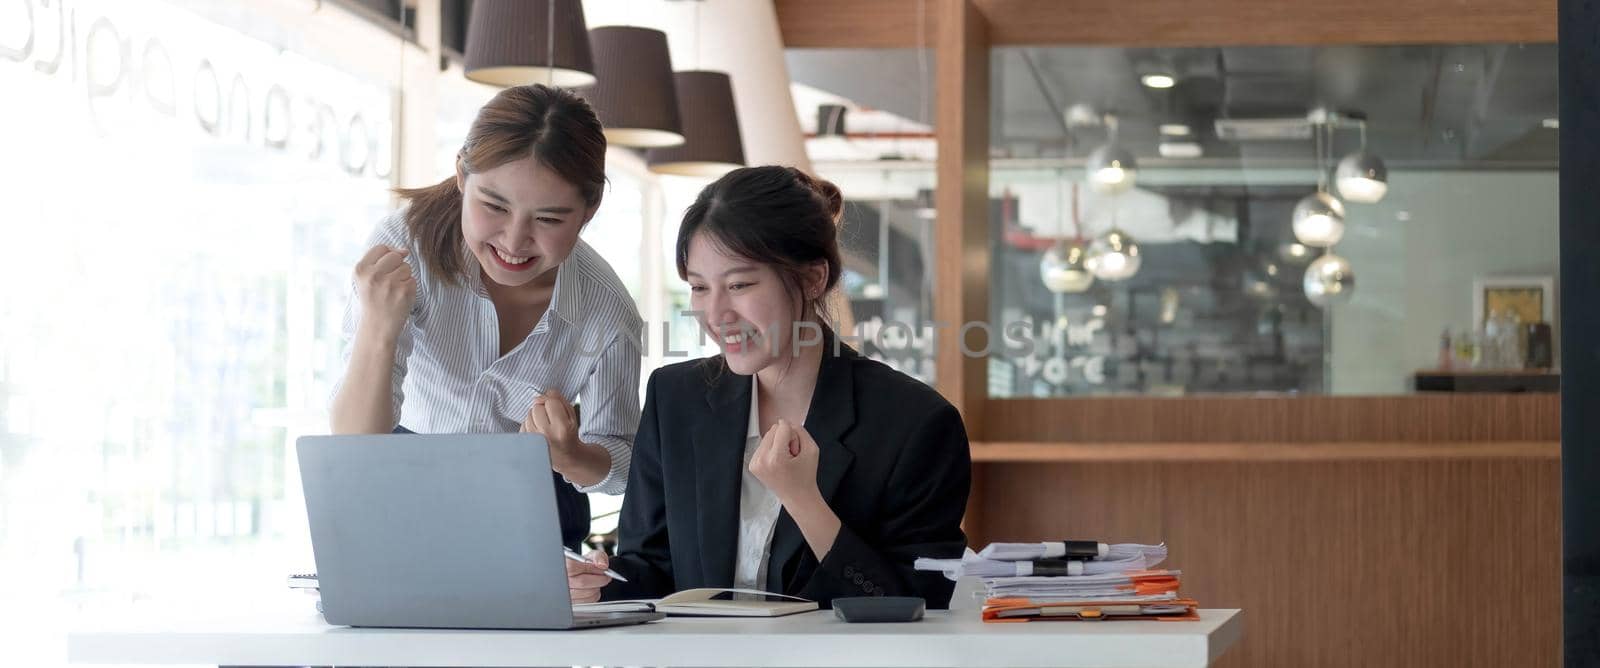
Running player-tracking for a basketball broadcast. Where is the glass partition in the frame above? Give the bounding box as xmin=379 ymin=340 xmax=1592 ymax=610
xmin=984 ymin=44 xmax=1558 ymax=397
xmin=789 ymin=47 xmax=939 ymax=384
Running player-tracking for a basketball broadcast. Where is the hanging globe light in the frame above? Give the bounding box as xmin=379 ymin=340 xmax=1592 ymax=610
xmin=1292 ymin=191 xmax=1347 ymax=247
xmin=1040 ymin=239 xmax=1096 ymax=293
xmin=1277 ymin=242 xmax=1313 ymax=263
xmin=1303 ymin=253 xmax=1356 ymax=307
xmin=1245 ymin=273 xmax=1278 ymax=299
xmin=1086 ymin=144 xmax=1138 ymax=195
xmin=1335 ymin=151 xmax=1389 ymax=203
xmin=1086 ymin=229 xmax=1142 ymax=281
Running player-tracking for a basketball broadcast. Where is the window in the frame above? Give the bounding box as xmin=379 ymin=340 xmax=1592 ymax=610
xmin=1 ymin=2 xmax=404 ymax=662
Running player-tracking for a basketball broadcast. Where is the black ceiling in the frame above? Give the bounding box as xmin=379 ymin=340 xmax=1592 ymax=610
xmin=786 ymin=43 xmax=1558 ymax=167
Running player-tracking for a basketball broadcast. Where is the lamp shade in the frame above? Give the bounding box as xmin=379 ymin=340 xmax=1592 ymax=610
xmin=816 ymin=104 xmax=849 ymax=138
xmin=647 ymin=71 xmax=746 ymax=177
xmin=465 ymin=0 xmax=595 ymax=88
xmin=578 ymin=26 xmax=683 ymax=148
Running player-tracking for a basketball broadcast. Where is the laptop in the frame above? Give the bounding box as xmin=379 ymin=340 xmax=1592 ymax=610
xmin=296 ymin=433 xmax=664 ymax=630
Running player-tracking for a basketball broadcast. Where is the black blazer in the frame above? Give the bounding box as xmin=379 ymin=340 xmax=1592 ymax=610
xmin=601 ymin=335 xmax=971 ymax=608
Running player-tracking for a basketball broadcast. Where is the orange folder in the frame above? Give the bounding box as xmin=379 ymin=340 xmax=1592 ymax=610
xmin=1123 ymin=570 xmax=1182 ymax=596
xmin=981 ymin=597 xmax=1200 ymax=623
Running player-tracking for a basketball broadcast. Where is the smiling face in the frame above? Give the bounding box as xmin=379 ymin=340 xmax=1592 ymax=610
xmin=457 ymin=154 xmax=596 ymax=289
xmin=685 ymin=232 xmax=827 ymax=376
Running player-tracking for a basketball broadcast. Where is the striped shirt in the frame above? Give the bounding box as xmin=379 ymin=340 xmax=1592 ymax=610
xmin=332 ymin=211 xmax=643 ymax=494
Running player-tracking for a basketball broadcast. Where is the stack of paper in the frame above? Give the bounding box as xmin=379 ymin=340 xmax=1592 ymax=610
xmin=985 ymin=570 xmax=1183 ymax=601
xmin=915 ymin=543 xmax=1167 ymax=579
xmin=916 ymin=541 xmax=1199 ymax=622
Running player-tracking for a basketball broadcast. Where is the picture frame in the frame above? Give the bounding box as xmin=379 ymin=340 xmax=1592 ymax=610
xmin=1472 ymin=275 xmax=1555 ymax=327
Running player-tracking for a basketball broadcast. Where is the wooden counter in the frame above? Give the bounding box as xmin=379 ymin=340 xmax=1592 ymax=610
xmin=961 ymin=394 xmax=1560 ymax=668
xmin=971 ymin=440 xmax=1560 ymax=462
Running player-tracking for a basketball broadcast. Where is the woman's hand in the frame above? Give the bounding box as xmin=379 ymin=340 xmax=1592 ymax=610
xmin=524 ymin=390 xmax=611 ymax=487
xmin=749 ymin=419 xmax=822 ymax=506
xmin=353 ymin=244 xmax=416 ymax=340
xmin=567 ymin=549 xmax=612 ymax=603
xmin=750 ymin=419 xmax=840 ymax=559
xmin=523 ymin=390 xmax=580 ymax=451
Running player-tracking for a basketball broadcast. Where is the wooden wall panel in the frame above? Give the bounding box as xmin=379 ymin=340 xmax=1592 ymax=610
xmin=970 ymin=440 xmax=1561 ymax=462
xmin=776 ymin=0 xmax=1554 ymax=48
xmin=932 ymin=0 xmax=991 ymax=433
xmin=981 ymin=394 xmax=1561 ymax=443
xmin=974 ymin=0 xmax=1554 ymax=46
xmin=776 ymin=0 xmax=938 ymax=49
xmin=973 ymin=459 xmax=1562 ymax=668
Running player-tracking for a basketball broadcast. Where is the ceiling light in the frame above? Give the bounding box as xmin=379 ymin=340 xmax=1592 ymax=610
xmin=1040 ymin=239 xmax=1096 ymax=293
xmin=1335 ymin=151 xmax=1389 ymax=203
xmin=1158 ymin=141 xmax=1203 ymax=159
xmin=1303 ymin=253 xmax=1356 ymax=307
xmin=1159 ymin=287 xmax=1180 ymax=324
xmin=1091 ymin=304 xmax=1109 ymax=317
xmin=1291 ymin=192 xmax=1347 ymax=247
xmin=816 ymin=104 xmax=849 ymax=138
xmin=1087 ymin=115 xmax=1136 ymax=194
xmin=1543 ymin=118 xmax=1560 ymax=130
xmin=579 ymin=26 xmax=685 ymax=148
xmin=1245 ymin=274 xmax=1277 ymax=299
xmin=913 ymin=187 xmax=937 ymax=219
xmin=1087 ymin=144 xmax=1137 ymax=194
xmin=1086 ymin=229 xmax=1142 ymax=281
xmin=1159 ymin=123 xmax=1191 ymax=137
xmin=646 ymin=71 xmax=747 ymax=177
xmin=1065 ymin=103 xmax=1101 ymax=128
xmin=464 ymin=0 xmax=596 ymax=88
xmin=1140 ymin=73 xmax=1177 ymax=89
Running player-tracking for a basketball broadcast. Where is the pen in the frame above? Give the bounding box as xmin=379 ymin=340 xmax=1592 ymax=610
xmin=563 ymin=548 xmax=629 ymax=582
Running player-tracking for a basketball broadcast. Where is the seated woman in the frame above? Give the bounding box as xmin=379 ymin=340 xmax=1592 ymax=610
xmin=568 ymin=166 xmax=970 ymax=607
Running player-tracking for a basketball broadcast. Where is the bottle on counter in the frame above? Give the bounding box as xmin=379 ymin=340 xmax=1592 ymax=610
xmin=1483 ymin=310 xmax=1510 ymax=369
xmin=1438 ymin=328 xmax=1454 ymax=370
xmin=1506 ymin=310 xmax=1525 ymax=369
xmin=1456 ymin=330 xmax=1481 ymax=369
xmin=1525 ymin=321 xmax=1554 ymax=369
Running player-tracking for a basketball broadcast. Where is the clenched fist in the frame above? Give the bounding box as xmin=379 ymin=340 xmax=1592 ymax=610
xmin=749 ymin=419 xmax=822 ymax=505
xmin=523 ymin=389 xmax=579 ymax=452
xmin=353 ymin=244 xmax=416 ymax=340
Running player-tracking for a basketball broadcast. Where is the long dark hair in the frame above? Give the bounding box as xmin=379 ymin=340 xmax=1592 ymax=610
xmin=395 ymin=84 xmax=607 ymax=285
xmin=675 ymin=166 xmax=844 ymax=323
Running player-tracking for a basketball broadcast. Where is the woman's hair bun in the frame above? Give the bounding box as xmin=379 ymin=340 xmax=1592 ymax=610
xmin=791 ymin=168 xmax=844 ymax=224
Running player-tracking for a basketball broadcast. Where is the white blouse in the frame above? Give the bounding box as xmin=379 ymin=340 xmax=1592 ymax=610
xmin=733 ymin=376 xmax=788 ymax=592
xmin=332 ymin=212 xmax=643 ymax=494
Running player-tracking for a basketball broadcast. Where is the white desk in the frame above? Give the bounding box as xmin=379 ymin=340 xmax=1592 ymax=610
xmin=68 ymin=603 xmax=1242 ymax=668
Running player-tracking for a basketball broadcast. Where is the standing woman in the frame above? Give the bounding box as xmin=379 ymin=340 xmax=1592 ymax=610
xmin=330 ymin=85 xmax=642 ymax=549
xmin=568 ymin=166 xmax=970 ymax=607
